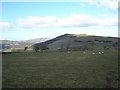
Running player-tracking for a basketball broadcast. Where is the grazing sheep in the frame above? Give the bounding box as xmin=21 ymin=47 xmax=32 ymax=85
xmin=67 ymin=51 xmax=70 ymax=53
xmin=83 ymin=51 xmax=86 ymax=54
xmin=101 ymin=52 xmax=104 ymax=54
xmin=92 ymin=52 xmax=95 ymax=55
xmin=98 ymin=52 xmax=102 ymax=55
xmin=98 ymin=51 xmax=105 ymax=55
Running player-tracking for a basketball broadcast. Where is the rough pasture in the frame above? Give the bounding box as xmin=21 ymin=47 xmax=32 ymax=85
xmin=2 ymin=49 xmax=118 ymax=88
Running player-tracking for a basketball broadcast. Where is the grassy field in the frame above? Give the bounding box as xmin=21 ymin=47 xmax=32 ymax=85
xmin=2 ymin=49 xmax=118 ymax=88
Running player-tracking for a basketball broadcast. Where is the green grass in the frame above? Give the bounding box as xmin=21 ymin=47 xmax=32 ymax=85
xmin=2 ymin=49 xmax=118 ymax=88
xmin=2 ymin=48 xmax=33 ymax=53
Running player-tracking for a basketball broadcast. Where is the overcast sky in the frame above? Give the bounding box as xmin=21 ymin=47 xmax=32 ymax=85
xmin=0 ymin=0 xmax=119 ymax=41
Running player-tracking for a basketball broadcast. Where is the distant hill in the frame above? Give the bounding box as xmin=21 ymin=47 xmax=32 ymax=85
xmin=33 ymin=34 xmax=119 ymax=51
xmin=0 ymin=40 xmax=31 ymax=49
xmin=22 ymin=38 xmax=50 ymax=44
xmin=0 ymin=38 xmax=50 ymax=49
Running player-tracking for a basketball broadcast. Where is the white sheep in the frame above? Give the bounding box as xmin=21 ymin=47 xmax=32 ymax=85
xmin=101 ymin=52 xmax=104 ymax=54
xmin=67 ymin=51 xmax=70 ymax=53
xmin=92 ymin=52 xmax=95 ymax=55
xmin=83 ymin=51 xmax=86 ymax=54
xmin=98 ymin=52 xmax=102 ymax=55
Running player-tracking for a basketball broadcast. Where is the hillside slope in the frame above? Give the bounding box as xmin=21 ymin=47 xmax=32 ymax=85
xmin=33 ymin=34 xmax=118 ymax=51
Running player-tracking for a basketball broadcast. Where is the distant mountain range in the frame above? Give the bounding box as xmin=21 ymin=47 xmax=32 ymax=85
xmin=21 ymin=38 xmax=50 ymax=43
xmin=0 ymin=38 xmax=50 ymax=49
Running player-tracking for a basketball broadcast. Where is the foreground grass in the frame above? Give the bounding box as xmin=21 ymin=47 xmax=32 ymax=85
xmin=2 ymin=49 xmax=118 ymax=88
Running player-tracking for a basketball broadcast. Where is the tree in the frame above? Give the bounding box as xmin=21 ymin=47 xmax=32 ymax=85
xmin=112 ymin=42 xmax=118 ymax=47
xmin=24 ymin=46 xmax=28 ymax=52
xmin=33 ymin=45 xmax=39 ymax=52
xmin=32 ymin=44 xmax=49 ymax=53
xmin=66 ymin=43 xmax=71 ymax=51
xmin=40 ymin=45 xmax=49 ymax=52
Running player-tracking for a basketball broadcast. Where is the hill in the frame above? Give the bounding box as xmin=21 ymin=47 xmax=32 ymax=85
xmin=33 ymin=34 xmax=119 ymax=51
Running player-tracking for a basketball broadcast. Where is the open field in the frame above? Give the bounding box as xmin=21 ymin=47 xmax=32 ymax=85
xmin=2 ymin=49 xmax=118 ymax=88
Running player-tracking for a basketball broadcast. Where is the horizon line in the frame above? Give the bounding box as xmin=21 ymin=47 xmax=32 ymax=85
xmin=0 ymin=33 xmax=119 ymax=41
